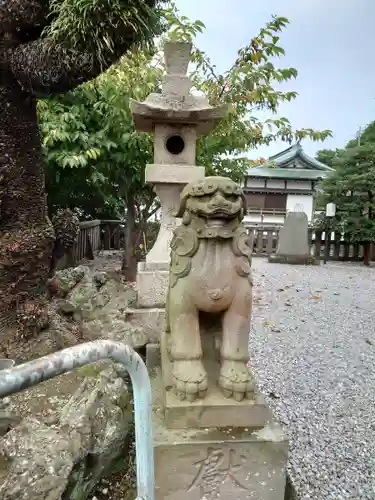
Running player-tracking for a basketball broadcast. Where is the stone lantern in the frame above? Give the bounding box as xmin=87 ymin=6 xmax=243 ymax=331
xmin=130 ymin=41 xmax=226 ymax=270
xmin=127 ymin=42 xmax=227 ymax=345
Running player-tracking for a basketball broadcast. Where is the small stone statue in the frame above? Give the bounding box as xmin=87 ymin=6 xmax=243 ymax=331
xmin=166 ymin=177 xmax=254 ymax=402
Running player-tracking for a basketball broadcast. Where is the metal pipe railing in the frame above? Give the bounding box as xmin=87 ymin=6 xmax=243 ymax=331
xmin=0 ymin=340 xmax=154 ymax=500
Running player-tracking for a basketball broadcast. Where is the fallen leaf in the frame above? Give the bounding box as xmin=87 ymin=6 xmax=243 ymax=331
xmin=263 ymin=321 xmax=275 ymax=327
xmin=311 ymin=295 xmax=321 ymax=300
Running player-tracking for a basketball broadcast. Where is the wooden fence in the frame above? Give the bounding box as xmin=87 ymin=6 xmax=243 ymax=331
xmin=62 ymin=221 xmax=375 ymax=269
xmin=64 ymin=220 xmax=123 ymax=267
xmin=60 ymin=219 xmax=158 ymax=269
xmin=101 ymin=219 xmax=126 ymax=251
xmin=249 ymin=227 xmax=375 ymax=261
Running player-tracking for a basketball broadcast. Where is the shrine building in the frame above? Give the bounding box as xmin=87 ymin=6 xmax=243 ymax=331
xmin=242 ymin=143 xmax=333 ymax=227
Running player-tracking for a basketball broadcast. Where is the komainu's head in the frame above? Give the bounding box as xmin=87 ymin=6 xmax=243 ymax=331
xmin=176 ymin=176 xmax=246 ymax=222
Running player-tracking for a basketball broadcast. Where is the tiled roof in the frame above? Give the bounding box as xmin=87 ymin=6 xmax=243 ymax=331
xmin=246 ymin=167 xmax=328 ymax=180
xmin=246 ymin=143 xmax=334 ymax=179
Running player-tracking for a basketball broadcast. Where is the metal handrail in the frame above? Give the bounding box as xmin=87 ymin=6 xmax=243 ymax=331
xmin=0 ymin=340 xmax=154 ymax=500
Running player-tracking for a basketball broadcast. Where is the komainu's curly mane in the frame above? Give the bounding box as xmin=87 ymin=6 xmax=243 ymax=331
xmin=169 ymin=176 xmax=252 ymax=288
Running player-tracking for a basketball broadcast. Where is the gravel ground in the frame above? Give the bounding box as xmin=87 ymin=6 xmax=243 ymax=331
xmin=249 ymin=258 xmax=375 ymax=500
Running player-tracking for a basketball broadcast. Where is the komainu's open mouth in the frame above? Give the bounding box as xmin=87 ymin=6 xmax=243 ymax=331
xmin=205 ymin=207 xmax=239 ymax=218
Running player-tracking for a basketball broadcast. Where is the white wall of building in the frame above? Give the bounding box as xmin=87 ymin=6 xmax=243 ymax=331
xmin=246 ymin=178 xmax=266 ymax=189
xmin=243 ymin=213 xmax=285 ymax=226
xmin=286 ymin=194 xmax=314 ymax=221
xmin=266 ymin=179 xmax=285 ymax=189
xmin=286 ymin=180 xmax=313 ymax=190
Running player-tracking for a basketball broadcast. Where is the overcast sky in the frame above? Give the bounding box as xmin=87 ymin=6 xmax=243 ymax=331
xmin=174 ymin=0 xmax=374 ymax=160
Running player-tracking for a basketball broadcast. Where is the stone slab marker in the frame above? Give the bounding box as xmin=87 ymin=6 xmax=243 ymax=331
xmin=151 ymin=174 xmax=288 ymax=499
xmin=127 ymin=42 xmax=227 ymax=348
xmin=269 ymin=211 xmax=319 ymax=265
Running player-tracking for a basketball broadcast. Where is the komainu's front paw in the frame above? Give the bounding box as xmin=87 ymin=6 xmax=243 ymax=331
xmin=172 ymin=359 xmax=208 ymax=402
xmin=219 ymin=360 xmax=255 ymax=401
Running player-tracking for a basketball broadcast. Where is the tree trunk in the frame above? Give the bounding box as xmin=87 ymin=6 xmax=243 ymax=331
xmin=121 ymin=196 xmax=137 ymax=282
xmin=0 ymin=84 xmax=55 ymax=338
xmin=363 ymin=242 xmax=371 ymax=266
xmin=0 ymin=0 xmax=162 ymax=351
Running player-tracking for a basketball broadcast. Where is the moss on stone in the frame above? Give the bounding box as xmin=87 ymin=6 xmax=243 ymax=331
xmin=77 ymin=363 xmax=105 ymax=379
xmin=0 ymin=455 xmax=10 ymax=478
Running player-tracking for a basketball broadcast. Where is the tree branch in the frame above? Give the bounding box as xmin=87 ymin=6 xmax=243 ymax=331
xmin=3 ymin=0 xmax=161 ymax=96
xmin=0 ymin=0 xmax=49 ymax=40
xmin=5 ymin=38 xmax=122 ymax=96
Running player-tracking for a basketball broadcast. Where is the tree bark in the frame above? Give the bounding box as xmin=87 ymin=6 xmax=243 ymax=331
xmin=122 ymin=196 xmax=138 ymax=282
xmin=0 ymin=0 xmax=161 ymax=342
xmin=5 ymin=39 xmax=97 ymax=96
xmin=363 ymin=242 xmax=371 ymax=266
xmin=0 ymin=83 xmax=55 ymax=332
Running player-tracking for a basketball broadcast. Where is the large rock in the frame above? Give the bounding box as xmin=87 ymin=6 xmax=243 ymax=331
xmin=56 ymin=268 xmax=144 ymax=348
xmin=50 ymin=265 xmax=88 ymax=297
xmin=2 ymin=265 xmax=144 ymax=362
xmin=2 ymin=307 xmax=84 ymax=363
xmin=0 ymin=364 xmax=132 ymax=500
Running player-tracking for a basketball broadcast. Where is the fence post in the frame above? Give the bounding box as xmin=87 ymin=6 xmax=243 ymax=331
xmin=343 ymin=242 xmax=350 ymax=260
xmin=323 ymin=230 xmax=330 ymax=264
xmin=333 ymin=238 xmax=341 ymax=260
xmin=314 ymin=231 xmax=322 ymax=260
xmin=0 ymin=340 xmax=155 ymax=500
xmin=266 ymin=230 xmax=274 ymax=255
xmin=256 ymin=231 xmax=263 ymax=255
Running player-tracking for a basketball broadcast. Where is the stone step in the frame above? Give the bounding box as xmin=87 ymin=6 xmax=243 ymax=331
xmin=125 ymin=307 xmax=165 ymax=344
xmin=136 ymin=269 xmax=168 ymax=308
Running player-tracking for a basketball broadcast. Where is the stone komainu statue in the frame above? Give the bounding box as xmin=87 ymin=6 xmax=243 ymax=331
xmin=166 ymin=176 xmax=254 ymax=402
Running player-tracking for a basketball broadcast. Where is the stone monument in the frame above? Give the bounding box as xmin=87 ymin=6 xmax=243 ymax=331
xmin=269 ymin=210 xmax=318 ymax=265
xmin=127 ymin=42 xmax=227 ymax=356
xmin=152 ymin=177 xmax=289 ymax=500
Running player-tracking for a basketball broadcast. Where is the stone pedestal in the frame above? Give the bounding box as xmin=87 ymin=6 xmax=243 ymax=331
xmin=152 ymin=314 xmax=289 ymax=498
xmin=152 ymin=371 xmax=288 ymax=500
xmin=136 ymin=262 xmax=169 ymax=308
xmin=125 ymin=262 xmax=167 ymax=352
xmin=163 ymin=384 xmax=273 ymax=430
xmin=160 ymin=327 xmax=272 ymax=429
